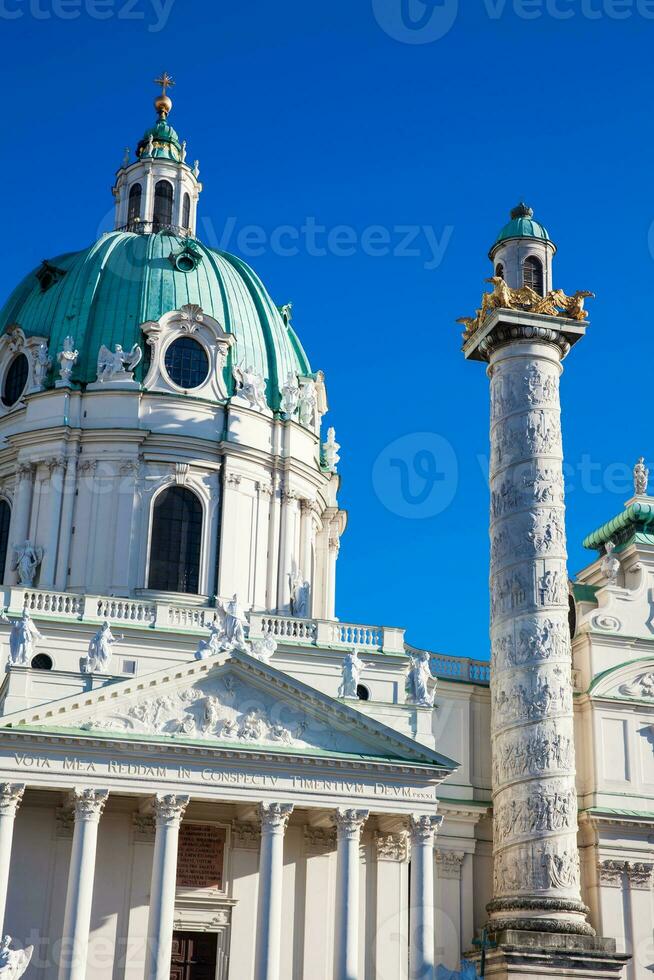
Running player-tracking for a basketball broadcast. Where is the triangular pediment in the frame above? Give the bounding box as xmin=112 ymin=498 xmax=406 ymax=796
xmin=0 ymin=651 xmax=456 ymax=771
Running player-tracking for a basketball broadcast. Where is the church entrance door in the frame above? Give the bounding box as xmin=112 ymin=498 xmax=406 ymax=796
xmin=170 ymin=931 xmax=218 ymax=980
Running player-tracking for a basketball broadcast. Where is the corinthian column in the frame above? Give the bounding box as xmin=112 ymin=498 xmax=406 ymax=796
xmin=409 ymin=813 xmax=442 ymax=980
xmin=58 ymin=788 xmax=109 ymax=980
xmin=0 ymin=783 xmax=24 ymax=934
xmin=254 ymin=802 xmax=294 ymax=980
xmin=6 ymin=463 xmax=34 ymax=583
xmin=333 ymin=808 xmax=368 ymax=980
xmin=465 ymin=310 xmax=590 ymax=935
xmin=144 ymin=793 xmax=189 ymax=980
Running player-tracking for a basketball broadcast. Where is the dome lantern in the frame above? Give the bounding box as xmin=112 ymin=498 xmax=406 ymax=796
xmin=112 ymin=74 xmax=202 ymax=237
xmin=489 ymin=202 xmax=557 ymax=296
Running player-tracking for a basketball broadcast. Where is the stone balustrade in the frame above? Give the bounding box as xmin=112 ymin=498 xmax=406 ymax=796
xmin=0 ymin=586 xmax=490 ymax=682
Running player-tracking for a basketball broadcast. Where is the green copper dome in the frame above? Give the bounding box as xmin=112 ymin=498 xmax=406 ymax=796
xmin=493 ymin=203 xmax=552 ymax=247
xmin=137 ymin=117 xmax=183 ymax=162
xmin=0 ymin=232 xmax=311 ymax=410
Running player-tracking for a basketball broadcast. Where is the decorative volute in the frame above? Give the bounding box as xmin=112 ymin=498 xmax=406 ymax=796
xmin=112 ymin=74 xmax=202 ymax=237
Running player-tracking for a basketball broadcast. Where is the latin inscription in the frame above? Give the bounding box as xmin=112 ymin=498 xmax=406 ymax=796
xmin=8 ymin=753 xmax=437 ymax=802
xmin=176 ymin=824 xmax=226 ymax=890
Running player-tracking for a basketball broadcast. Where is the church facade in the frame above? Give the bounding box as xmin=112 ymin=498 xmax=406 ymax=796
xmin=0 ymin=80 xmax=650 ymax=980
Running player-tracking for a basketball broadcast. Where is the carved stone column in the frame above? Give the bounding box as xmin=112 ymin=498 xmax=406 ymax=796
xmin=277 ymin=488 xmax=298 ymax=611
xmin=0 ymin=783 xmax=24 ymax=934
xmin=327 ymin=522 xmax=340 ymax=621
xmin=409 ymin=813 xmax=442 ymax=980
xmin=55 ymin=449 xmax=79 ymax=590
xmin=144 ymin=793 xmax=189 ymax=980
xmin=58 ymin=788 xmax=109 ymax=980
xmin=373 ymin=831 xmax=409 ymax=978
xmin=333 ymin=808 xmax=369 ymax=980
xmin=6 ymin=463 xmax=34 ymax=583
xmin=254 ymin=802 xmax=294 ymax=980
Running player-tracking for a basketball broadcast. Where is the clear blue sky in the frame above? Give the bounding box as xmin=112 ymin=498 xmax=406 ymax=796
xmin=2 ymin=0 xmax=651 ymax=657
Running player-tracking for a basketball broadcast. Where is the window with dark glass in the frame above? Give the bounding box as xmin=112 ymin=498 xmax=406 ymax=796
xmin=0 ymin=499 xmax=10 ymax=582
xmin=31 ymin=653 xmax=53 ymax=670
xmin=523 ymin=256 xmax=544 ymax=295
xmin=153 ymin=180 xmax=174 ymax=230
xmin=495 ymin=263 xmax=504 ymax=279
xmin=148 ymin=486 xmax=202 ymax=594
xmin=182 ymin=192 xmax=191 ymax=230
xmin=127 ymin=183 xmax=142 ymax=225
xmin=2 ymin=354 xmax=28 ymax=407
xmin=164 ymin=337 xmax=209 ymax=389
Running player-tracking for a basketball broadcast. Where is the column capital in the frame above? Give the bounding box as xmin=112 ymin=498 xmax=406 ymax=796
xmin=16 ymin=462 xmax=34 ymax=480
xmin=0 ymin=783 xmax=25 ymax=818
xmin=409 ymin=813 xmax=443 ymax=845
xmin=152 ymin=793 xmax=190 ymax=827
xmin=70 ymin=788 xmax=109 ymax=823
xmin=435 ymin=848 xmax=465 ymax=879
xmin=333 ymin=807 xmax=369 ymax=840
xmin=259 ymin=801 xmax=294 ymax=833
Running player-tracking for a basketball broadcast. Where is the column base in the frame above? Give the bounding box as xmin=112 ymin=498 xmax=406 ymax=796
xmin=486 ymin=898 xmax=595 ymax=936
xmin=465 ymin=930 xmax=629 ymax=980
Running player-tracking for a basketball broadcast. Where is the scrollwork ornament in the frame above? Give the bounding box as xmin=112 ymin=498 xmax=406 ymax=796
xmin=374 ymin=831 xmax=408 ymax=863
xmin=626 ymin=862 xmax=654 ymax=890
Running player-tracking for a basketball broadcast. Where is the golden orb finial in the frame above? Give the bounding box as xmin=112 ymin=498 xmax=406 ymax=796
xmin=153 ymin=72 xmax=175 ymax=118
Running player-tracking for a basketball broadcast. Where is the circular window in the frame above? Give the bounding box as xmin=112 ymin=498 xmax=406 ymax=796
xmin=356 ymin=684 xmax=370 ymax=701
xmin=31 ymin=653 xmax=53 ymax=671
xmin=164 ymin=337 xmax=209 ymax=389
xmin=2 ymin=353 xmax=29 ymax=407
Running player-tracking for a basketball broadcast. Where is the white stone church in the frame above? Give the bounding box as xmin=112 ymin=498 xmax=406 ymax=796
xmin=0 ymin=79 xmax=650 ymax=980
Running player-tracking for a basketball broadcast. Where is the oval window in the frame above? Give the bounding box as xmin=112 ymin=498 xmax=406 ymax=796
xmin=2 ymin=353 xmax=29 ymax=407
xmin=164 ymin=337 xmax=209 ymax=389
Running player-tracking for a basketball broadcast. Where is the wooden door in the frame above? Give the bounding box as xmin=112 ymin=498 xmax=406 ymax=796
xmin=170 ymin=931 xmax=218 ymax=980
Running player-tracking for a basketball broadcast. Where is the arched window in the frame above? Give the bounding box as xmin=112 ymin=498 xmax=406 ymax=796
xmin=182 ymin=192 xmax=191 ymax=230
xmin=523 ymin=256 xmax=544 ymax=295
xmin=356 ymin=684 xmax=370 ymax=701
xmin=148 ymin=486 xmax=202 ymax=594
xmin=127 ymin=183 xmax=142 ymax=226
xmin=0 ymin=499 xmax=10 ymax=582
xmin=31 ymin=653 xmax=53 ymax=670
xmin=495 ymin=263 xmax=504 ymax=279
xmin=153 ymin=180 xmax=174 ymax=231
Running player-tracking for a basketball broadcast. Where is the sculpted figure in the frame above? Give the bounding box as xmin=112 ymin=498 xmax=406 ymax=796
xmin=58 ymin=335 xmax=79 ymax=382
xmin=297 ymin=380 xmax=317 ymax=427
xmin=2 ymin=609 xmax=44 ymax=666
xmin=96 ymin=343 xmax=142 ymax=382
xmin=339 ymin=647 xmax=365 ymax=698
xmin=280 ymin=370 xmax=300 ymax=418
xmin=634 ymin=456 xmax=649 ymax=496
xmin=217 ymin=594 xmax=248 ymax=652
xmin=82 ymin=620 xmax=119 ymax=673
xmin=32 ymin=342 xmax=51 ymax=388
xmin=601 ymin=540 xmax=621 ymax=586
xmin=194 ymin=619 xmax=223 ymax=660
xmin=232 ymin=364 xmax=268 ymax=411
xmin=11 ymin=541 xmax=42 ymax=586
xmin=0 ymin=936 xmax=33 ymax=980
xmin=289 ymin=570 xmax=311 ymax=619
xmin=406 ymin=649 xmax=436 ymax=707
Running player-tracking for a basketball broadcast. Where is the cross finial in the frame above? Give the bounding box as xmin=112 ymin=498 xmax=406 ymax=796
xmin=154 ymin=72 xmax=175 ymax=96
